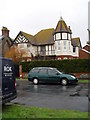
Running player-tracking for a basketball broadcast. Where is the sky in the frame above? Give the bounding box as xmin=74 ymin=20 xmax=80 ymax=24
xmin=0 ymin=0 xmax=90 ymax=47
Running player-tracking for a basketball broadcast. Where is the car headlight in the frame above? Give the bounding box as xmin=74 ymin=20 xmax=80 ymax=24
xmin=71 ymin=76 xmax=76 ymax=79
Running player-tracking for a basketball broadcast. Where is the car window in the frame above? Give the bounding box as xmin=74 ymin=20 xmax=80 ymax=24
xmin=31 ymin=69 xmax=40 ymax=73
xmin=39 ymin=69 xmax=47 ymax=74
xmin=48 ymin=69 xmax=57 ymax=75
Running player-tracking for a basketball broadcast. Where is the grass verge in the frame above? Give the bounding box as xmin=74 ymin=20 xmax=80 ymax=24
xmin=78 ymin=80 xmax=89 ymax=83
xmin=2 ymin=104 xmax=88 ymax=119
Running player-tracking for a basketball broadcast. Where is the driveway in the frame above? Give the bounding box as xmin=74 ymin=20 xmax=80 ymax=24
xmin=12 ymin=80 xmax=89 ymax=112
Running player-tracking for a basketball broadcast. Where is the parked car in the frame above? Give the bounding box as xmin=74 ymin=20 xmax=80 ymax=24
xmin=0 ymin=57 xmax=17 ymax=104
xmin=28 ymin=67 xmax=78 ymax=86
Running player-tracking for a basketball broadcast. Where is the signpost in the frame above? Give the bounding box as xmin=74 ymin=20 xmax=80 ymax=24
xmin=19 ymin=65 xmax=23 ymax=79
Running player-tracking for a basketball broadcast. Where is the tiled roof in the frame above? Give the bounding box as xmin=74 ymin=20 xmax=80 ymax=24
xmin=54 ymin=17 xmax=72 ymax=34
xmin=35 ymin=28 xmax=54 ymax=45
xmin=72 ymin=37 xmax=82 ymax=48
xmin=83 ymin=44 xmax=90 ymax=52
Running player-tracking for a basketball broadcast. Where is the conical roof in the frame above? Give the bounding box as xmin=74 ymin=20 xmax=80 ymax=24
xmin=54 ymin=17 xmax=72 ymax=34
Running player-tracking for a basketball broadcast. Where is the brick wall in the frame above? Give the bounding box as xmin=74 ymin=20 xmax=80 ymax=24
xmin=79 ymin=49 xmax=90 ymax=59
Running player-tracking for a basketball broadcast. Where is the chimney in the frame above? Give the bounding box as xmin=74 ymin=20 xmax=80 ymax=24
xmin=2 ymin=27 xmax=9 ymax=37
xmin=68 ymin=26 xmax=70 ymax=29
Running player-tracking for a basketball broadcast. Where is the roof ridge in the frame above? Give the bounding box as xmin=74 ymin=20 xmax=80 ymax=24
xmin=21 ymin=31 xmax=34 ymax=37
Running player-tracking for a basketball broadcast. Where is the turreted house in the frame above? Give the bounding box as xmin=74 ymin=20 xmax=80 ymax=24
xmin=13 ymin=17 xmax=82 ymax=61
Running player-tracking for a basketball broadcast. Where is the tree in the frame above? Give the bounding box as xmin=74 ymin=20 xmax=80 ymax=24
xmin=4 ymin=45 xmax=28 ymax=63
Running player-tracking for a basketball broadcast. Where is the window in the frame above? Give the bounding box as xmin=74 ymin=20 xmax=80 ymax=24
xmin=48 ymin=69 xmax=57 ymax=75
xmin=64 ymin=57 xmax=67 ymax=60
xmin=62 ymin=33 xmax=67 ymax=39
xmin=18 ymin=43 xmax=25 ymax=50
xmin=68 ymin=34 xmax=71 ymax=40
xmin=63 ymin=41 xmax=66 ymax=50
xmin=73 ymin=46 xmax=76 ymax=53
xmin=57 ymin=57 xmax=61 ymax=60
xmin=40 ymin=46 xmax=46 ymax=54
xmin=31 ymin=69 xmax=40 ymax=73
xmin=56 ymin=33 xmax=61 ymax=40
xmin=68 ymin=42 xmax=71 ymax=51
xmin=58 ymin=41 xmax=60 ymax=50
xmin=48 ymin=45 xmax=49 ymax=51
xmin=39 ymin=69 xmax=47 ymax=74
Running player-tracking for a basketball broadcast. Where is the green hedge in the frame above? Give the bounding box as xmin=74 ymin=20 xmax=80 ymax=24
xmin=21 ymin=59 xmax=90 ymax=73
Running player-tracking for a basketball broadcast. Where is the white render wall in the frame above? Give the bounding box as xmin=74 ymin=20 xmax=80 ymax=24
xmin=18 ymin=43 xmax=37 ymax=57
xmin=72 ymin=46 xmax=79 ymax=57
xmin=55 ymin=40 xmax=72 ymax=56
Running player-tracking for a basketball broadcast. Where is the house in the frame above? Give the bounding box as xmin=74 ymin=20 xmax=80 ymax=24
xmin=79 ymin=43 xmax=90 ymax=59
xmin=79 ymin=29 xmax=90 ymax=59
xmin=0 ymin=27 xmax=13 ymax=57
xmin=13 ymin=17 xmax=82 ymax=61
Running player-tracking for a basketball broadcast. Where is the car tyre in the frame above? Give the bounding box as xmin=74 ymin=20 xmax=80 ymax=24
xmin=61 ymin=78 xmax=68 ymax=86
xmin=33 ymin=78 xmax=39 ymax=85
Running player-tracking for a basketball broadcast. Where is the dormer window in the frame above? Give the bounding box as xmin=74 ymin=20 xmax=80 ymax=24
xmin=56 ymin=33 xmax=61 ymax=40
xmin=62 ymin=33 xmax=67 ymax=39
xmin=68 ymin=34 xmax=71 ymax=40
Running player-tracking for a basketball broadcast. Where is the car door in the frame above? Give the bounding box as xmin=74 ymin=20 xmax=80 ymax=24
xmin=48 ymin=69 xmax=60 ymax=83
xmin=38 ymin=69 xmax=49 ymax=82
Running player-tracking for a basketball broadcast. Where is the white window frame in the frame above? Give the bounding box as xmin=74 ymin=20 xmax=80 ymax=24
xmin=63 ymin=41 xmax=67 ymax=50
xmin=58 ymin=41 xmax=60 ymax=50
xmin=56 ymin=33 xmax=61 ymax=40
xmin=62 ymin=33 xmax=67 ymax=39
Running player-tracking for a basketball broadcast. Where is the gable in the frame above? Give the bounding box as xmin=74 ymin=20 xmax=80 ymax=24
xmin=72 ymin=37 xmax=82 ymax=48
xmin=83 ymin=44 xmax=90 ymax=52
xmin=14 ymin=31 xmax=36 ymax=45
xmin=14 ymin=31 xmax=30 ymax=44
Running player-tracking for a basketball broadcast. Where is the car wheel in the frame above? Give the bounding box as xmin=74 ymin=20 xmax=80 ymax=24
xmin=33 ymin=78 xmax=39 ymax=85
xmin=61 ymin=78 xmax=68 ymax=86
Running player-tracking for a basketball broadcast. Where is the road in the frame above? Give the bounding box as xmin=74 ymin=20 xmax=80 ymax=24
xmin=12 ymin=80 xmax=89 ymax=112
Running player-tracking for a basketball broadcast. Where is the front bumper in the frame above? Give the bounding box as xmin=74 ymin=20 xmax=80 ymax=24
xmin=69 ymin=78 xmax=78 ymax=84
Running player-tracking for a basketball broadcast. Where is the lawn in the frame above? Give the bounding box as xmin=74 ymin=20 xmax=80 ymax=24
xmin=2 ymin=104 xmax=88 ymax=119
xmin=78 ymin=80 xmax=89 ymax=83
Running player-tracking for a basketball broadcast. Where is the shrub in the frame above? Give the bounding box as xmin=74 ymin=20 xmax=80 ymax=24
xmin=21 ymin=59 xmax=90 ymax=73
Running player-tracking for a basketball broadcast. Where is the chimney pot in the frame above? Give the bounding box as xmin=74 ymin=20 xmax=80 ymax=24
xmin=2 ymin=26 xmax=9 ymax=37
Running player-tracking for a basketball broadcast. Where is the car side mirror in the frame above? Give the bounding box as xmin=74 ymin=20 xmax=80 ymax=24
xmin=56 ymin=72 xmax=60 ymax=75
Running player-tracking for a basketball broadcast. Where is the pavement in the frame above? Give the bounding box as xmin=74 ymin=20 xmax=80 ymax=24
xmin=12 ymin=80 xmax=89 ymax=112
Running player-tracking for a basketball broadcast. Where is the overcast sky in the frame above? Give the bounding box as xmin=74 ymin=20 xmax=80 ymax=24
xmin=0 ymin=0 xmax=90 ymax=46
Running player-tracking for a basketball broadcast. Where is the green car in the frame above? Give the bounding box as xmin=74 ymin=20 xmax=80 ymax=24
xmin=28 ymin=67 xmax=78 ymax=86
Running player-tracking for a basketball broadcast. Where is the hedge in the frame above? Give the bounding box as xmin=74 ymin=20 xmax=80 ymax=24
xmin=21 ymin=59 xmax=90 ymax=73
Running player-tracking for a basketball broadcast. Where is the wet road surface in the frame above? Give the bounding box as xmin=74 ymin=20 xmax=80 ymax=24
xmin=12 ymin=80 xmax=89 ymax=112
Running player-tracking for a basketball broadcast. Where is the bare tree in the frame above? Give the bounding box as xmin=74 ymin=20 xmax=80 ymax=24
xmin=4 ymin=45 xmax=27 ymax=63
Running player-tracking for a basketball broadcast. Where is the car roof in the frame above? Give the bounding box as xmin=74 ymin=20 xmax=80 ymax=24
xmin=32 ymin=67 xmax=56 ymax=70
